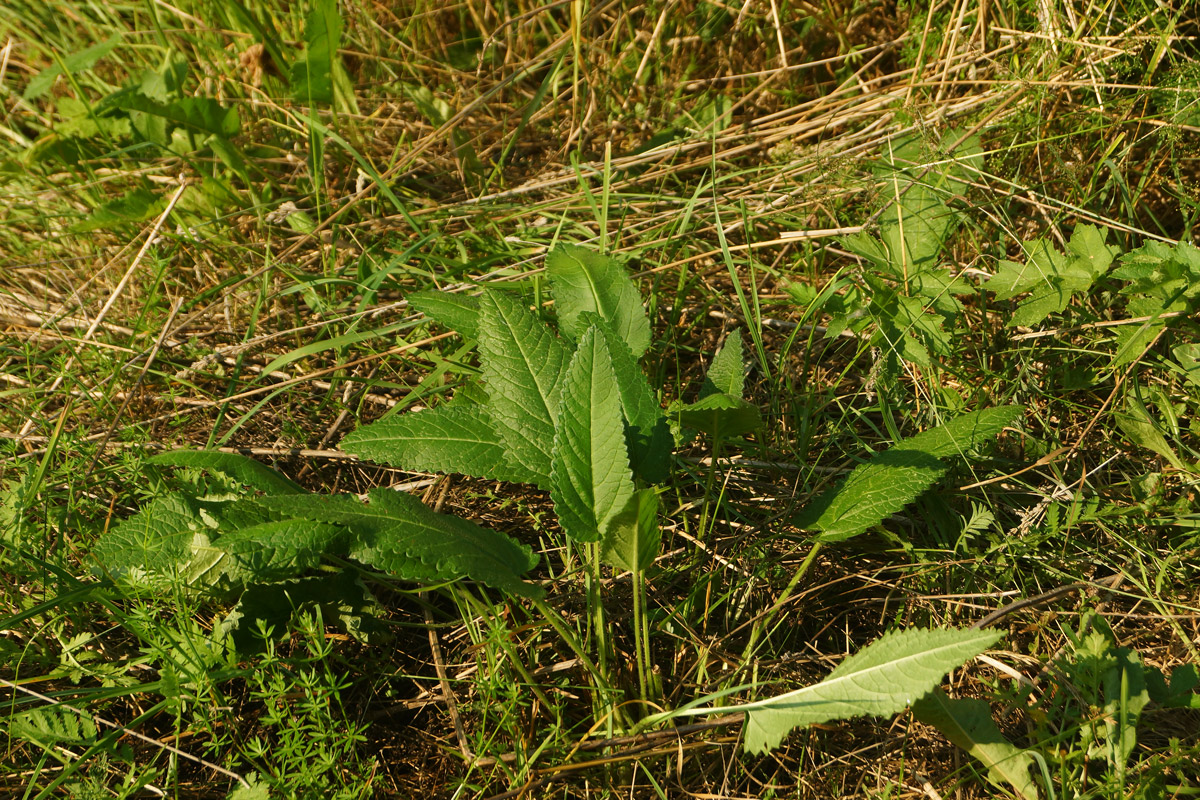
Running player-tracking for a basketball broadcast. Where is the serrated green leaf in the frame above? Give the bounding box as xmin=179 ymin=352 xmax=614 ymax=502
xmin=580 ymin=313 xmax=671 ymax=484
xmin=988 ymin=227 xmax=1117 ymax=327
xmin=551 ymin=326 xmax=636 ymax=543
xmin=478 ymin=290 xmax=570 ymax=489
xmin=147 ymin=450 xmax=306 ymax=495
xmin=675 ymin=392 xmax=762 ymax=441
xmin=600 ymin=488 xmax=660 ymax=572
xmin=340 ymin=404 xmax=536 ymax=484
xmin=546 ymin=244 xmax=651 ymax=357
xmin=895 ymin=406 xmax=1022 ymax=459
xmin=700 ymin=330 xmax=746 ymax=399
xmin=795 ymin=406 xmax=1021 ymax=542
xmin=255 ymin=488 xmax=540 ymax=597
xmin=912 ymin=689 xmax=1038 ymax=800
xmin=801 ymin=448 xmax=948 ymax=542
xmin=217 ymin=517 xmax=349 ymax=586
xmin=409 ymin=290 xmax=480 ymax=339
xmin=677 ymin=627 xmax=1001 ymax=754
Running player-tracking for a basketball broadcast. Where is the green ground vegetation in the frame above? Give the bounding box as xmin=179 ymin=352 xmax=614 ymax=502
xmin=2 ymin=1 xmax=1199 ymax=798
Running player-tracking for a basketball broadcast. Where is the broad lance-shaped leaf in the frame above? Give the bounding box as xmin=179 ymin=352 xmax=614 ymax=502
xmin=147 ymin=450 xmax=306 ymax=495
xmin=674 ymin=627 xmax=1001 ymax=754
xmin=795 ymin=406 xmax=1022 ymax=542
xmin=580 ymin=311 xmax=671 ymax=484
xmin=551 ymin=325 xmax=636 ymax=543
xmin=546 ymin=244 xmax=651 ymax=357
xmin=700 ymin=330 xmax=746 ymax=399
xmin=409 ymin=290 xmax=480 ymax=339
xmin=255 ymin=489 xmax=541 ymax=598
xmin=340 ymin=404 xmax=537 ymax=484
xmin=478 ymin=290 xmax=570 ymax=489
xmin=601 ymin=489 xmax=661 ymax=572
xmin=912 ymin=689 xmax=1038 ymax=800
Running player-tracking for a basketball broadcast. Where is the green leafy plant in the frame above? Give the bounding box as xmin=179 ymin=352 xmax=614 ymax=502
xmin=985 ymin=224 xmax=1119 ymax=328
xmin=93 ymin=245 xmax=1028 ymax=769
xmin=795 ymin=131 xmax=983 ymax=372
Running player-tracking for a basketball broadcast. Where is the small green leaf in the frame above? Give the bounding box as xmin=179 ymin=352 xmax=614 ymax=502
xmin=147 ymin=450 xmax=306 ymax=495
xmin=912 ymin=689 xmax=1038 ymax=800
xmin=986 ymin=227 xmax=1117 ymax=327
xmin=72 ymin=187 xmax=163 ymax=232
xmin=478 ymin=290 xmax=570 ymax=489
xmin=795 ymin=406 xmax=1021 ymax=542
xmin=700 ymin=330 xmax=746 ymax=399
xmin=601 ymin=489 xmax=660 ymax=572
xmin=23 ymin=35 xmax=121 ymax=100
xmin=546 ymin=244 xmax=651 ymax=357
xmin=104 ymin=91 xmax=241 ymax=138
xmin=1172 ymin=344 xmax=1200 ymax=388
xmin=551 ymin=326 xmax=636 ymax=543
xmin=409 ymin=290 xmax=480 ymax=339
xmin=340 ymin=404 xmax=536 ymax=484
xmin=256 ymin=489 xmax=540 ymax=597
xmin=675 ymin=392 xmax=762 ymax=441
xmin=1114 ymin=395 xmax=1183 ymax=470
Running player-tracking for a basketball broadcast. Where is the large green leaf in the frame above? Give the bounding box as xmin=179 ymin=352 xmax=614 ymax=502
xmin=546 ymin=244 xmax=651 ymax=357
xmin=800 ymin=449 xmax=948 ymax=542
xmin=220 ymin=570 xmax=383 ymax=654
xmin=340 ymin=404 xmax=536 ymax=484
xmin=581 ymin=312 xmax=671 ymax=484
xmin=795 ymin=406 xmax=1022 ymax=542
xmin=255 ymin=488 xmax=540 ymax=597
xmin=147 ymin=450 xmax=306 ymax=495
xmin=675 ymin=627 xmax=1001 ymax=754
xmin=551 ymin=325 xmax=636 ymax=542
xmin=912 ymin=689 xmax=1038 ymax=800
xmin=478 ymin=290 xmax=570 ymax=489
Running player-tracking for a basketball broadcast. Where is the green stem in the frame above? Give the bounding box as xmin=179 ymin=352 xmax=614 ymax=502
xmin=738 ymin=541 xmax=824 ymax=672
